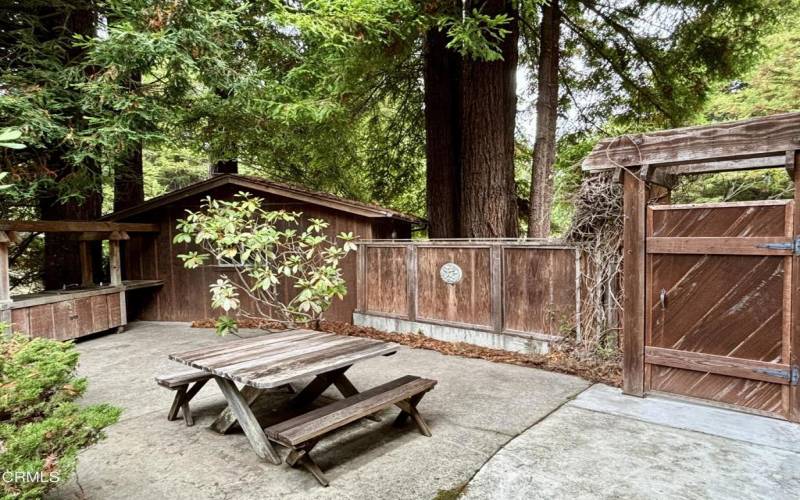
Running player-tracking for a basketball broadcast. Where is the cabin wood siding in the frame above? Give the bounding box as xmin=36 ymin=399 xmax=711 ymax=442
xmin=120 ymin=185 xmax=409 ymax=323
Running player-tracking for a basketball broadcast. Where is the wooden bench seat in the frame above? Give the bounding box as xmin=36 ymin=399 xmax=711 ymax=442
xmin=155 ymin=369 xmax=213 ymax=426
xmin=266 ymin=375 xmax=437 ymax=486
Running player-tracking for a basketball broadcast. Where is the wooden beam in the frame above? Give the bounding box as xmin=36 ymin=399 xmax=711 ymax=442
xmin=622 ymin=171 xmax=647 ymax=396
xmin=583 ymin=112 xmax=800 ymax=171
xmin=0 ymin=220 xmax=159 ymax=233
xmin=661 ymin=155 xmax=787 ymax=176
xmin=646 ymin=237 xmax=793 ymax=256
xmin=645 ymin=347 xmax=794 ymax=385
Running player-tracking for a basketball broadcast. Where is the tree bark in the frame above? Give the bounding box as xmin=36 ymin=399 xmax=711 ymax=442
xmin=40 ymin=155 xmax=104 ymax=289
xmin=37 ymin=3 xmax=104 ymax=289
xmin=114 ymin=70 xmax=145 ymax=212
xmin=459 ymin=0 xmax=519 ymax=238
xmin=423 ymin=19 xmax=462 ymax=238
xmin=527 ymin=0 xmax=560 ymax=238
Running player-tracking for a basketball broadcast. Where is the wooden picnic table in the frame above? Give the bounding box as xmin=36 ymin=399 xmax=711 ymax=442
xmin=169 ymin=329 xmax=399 ymax=464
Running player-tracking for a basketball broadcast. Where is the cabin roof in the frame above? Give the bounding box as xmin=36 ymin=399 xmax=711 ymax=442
xmin=103 ymin=174 xmax=424 ymax=225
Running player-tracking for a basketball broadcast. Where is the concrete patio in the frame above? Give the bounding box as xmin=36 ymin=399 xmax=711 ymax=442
xmin=51 ymin=322 xmax=800 ymax=500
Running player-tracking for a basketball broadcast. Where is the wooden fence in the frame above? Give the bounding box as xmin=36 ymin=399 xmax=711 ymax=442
xmin=354 ymin=240 xmax=582 ymax=349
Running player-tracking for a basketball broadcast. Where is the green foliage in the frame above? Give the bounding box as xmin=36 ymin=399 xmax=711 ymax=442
xmin=175 ymin=192 xmax=358 ymax=333
xmin=440 ymin=8 xmax=512 ymax=61
xmin=704 ymin=1 xmax=800 ymax=121
xmin=0 ymin=329 xmax=120 ymax=499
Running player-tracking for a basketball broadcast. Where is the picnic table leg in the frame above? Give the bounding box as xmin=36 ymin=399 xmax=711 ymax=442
xmin=214 ymin=377 xmax=281 ymax=465
xmin=289 ymin=366 xmax=351 ymax=407
xmin=212 ymin=383 xmax=297 ymax=434
xmin=211 ymin=385 xmax=262 ymax=434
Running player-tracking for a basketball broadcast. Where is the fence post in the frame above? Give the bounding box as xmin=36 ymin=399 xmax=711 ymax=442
xmin=490 ymin=244 xmax=503 ymax=334
xmin=356 ymin=243 xmax=367 ymax=313
xmin=574 ymin=248 xmax=582 ymax=343
xmin=406 ymin=244 xmax=417 ymax=321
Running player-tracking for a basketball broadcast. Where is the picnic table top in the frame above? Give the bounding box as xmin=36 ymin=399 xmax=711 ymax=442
xmin=169 ymin=329 xmax=400 ymax=389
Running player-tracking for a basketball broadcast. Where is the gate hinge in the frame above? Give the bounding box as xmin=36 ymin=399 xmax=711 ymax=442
xmin=756 ymin=237 xmax=800 ymax=254
xmin=792 ymin=366 xmax=800 ymax=386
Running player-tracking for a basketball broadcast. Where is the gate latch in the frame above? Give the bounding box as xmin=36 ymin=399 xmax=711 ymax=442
xmin=756 ymin=237 xmax=800 ymax=254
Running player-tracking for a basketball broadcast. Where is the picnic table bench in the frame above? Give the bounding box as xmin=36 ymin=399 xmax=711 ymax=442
xmin=155 ymin=369 xmax=213 ymax=426
xmin=265 ymin=375 xmax=436 ymax=486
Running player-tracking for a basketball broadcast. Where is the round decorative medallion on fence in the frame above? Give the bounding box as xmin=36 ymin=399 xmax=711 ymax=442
xmin=439 ymin=262 xmax=463 ymax=285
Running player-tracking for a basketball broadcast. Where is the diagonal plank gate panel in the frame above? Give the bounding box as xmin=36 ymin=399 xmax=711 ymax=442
xmin=645 ymin=200 xmax=796 ymax=419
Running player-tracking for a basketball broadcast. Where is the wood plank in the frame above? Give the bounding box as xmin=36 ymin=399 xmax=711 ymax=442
xmin=155 ymin=369 xmax=213 ymax=388
xmin=266 ymin=376 xmax=436 ymax=446
xmin=622 ymin=171 xmax=647 ymax=396
xmin=10 ymin=308 xmax=30 ymax=335
xmin=0 ymin=220 xmax=159 ymax=233
xmin=52 ymin=300 xmax=76 ymax=340
xmin=90 ymin=295 xmax=110 ymax=331
xmin=582 ymin=112 xmax=800 ymax=171
xmin=10 ymin=286 xmax=124 ymax=309
xmin=645 ymin=346 xmax=792 ymax=385
xmin=792 ymin=150 xmax=800 ymax=422
xmin=107 ymin=293 xmax=123 ymax=328
xmin=28 ymin=304 xmax=55 ymax=339
xmin=407 ymin=245 xmax=417 ymax=321
xmin=365 ymin=246 xmax=408 ymax=317
xmin=646 ymin=237 xmax=793 ymax=255
xmin=649 ymin=199 xmax=790 ymax=211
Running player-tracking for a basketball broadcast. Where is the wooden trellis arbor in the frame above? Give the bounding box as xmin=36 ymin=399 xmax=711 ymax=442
xmin=582 ymin=112 xmax=800 ymax=422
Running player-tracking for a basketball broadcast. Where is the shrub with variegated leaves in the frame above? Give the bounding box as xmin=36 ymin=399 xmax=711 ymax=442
xmin=174 ymin=192 xmax=358 ymax=335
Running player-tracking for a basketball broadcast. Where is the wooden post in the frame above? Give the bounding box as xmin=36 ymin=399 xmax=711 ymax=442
xmin=109 ymin=232 xmax=123 ymax=286
xmin=622 ymin=170 xmax=647 ymax=396
xmin=407 ymin=244 xmax=417 ymax=321
xmin=791 ymin=150 xmax=800 ymax=422
xmin=356 ymin=244 xmax=367 ymax=313
xmin=79 ymin=241 xmax=93 ymax=287
xmin=574 ymin=248 xmax=582 ymax=343
xmin=490 ymin=244 xmax=503 ymax=333
xmin=0 ymin=232 xmax=10 ymax=303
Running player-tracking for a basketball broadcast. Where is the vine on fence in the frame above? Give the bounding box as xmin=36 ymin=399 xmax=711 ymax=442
xmin=565 ymin=171 xmax=623 ymax=359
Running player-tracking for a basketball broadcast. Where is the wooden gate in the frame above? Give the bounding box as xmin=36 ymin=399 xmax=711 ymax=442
xmin=645 ymin=200 xmax=798 ymax=419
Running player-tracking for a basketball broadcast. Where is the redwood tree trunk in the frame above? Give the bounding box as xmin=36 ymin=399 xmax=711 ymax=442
xmin=38 ymin=4 xmax=103 ymax=289
xmin=527 ymin=0 xmax=561 ymax=238
xmin=114 ymin=71 xmax=145 ymax=212
xmin=423 ymin=19 xmax=462 ymax=238
xmin=459 ymin=0 xmax=519 ymax=238
xmin=40 ymin=156 xmax=104 ymax=289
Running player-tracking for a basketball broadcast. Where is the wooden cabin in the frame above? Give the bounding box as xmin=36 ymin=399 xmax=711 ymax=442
xmin=103 ymin=174 xmax=422 ymax=324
